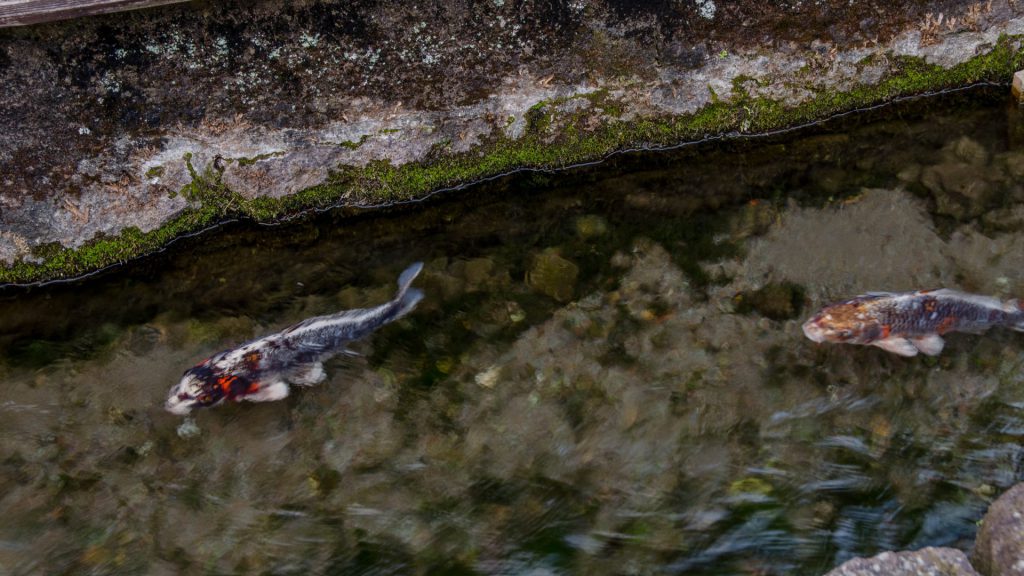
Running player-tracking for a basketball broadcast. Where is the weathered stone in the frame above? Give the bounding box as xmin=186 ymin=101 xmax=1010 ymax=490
xmin=824 ymin=547 xmax=980 ymax=576
xmin=3 ymin=1 xmax=1024 ymax=283
xmin=972 ymin=482 xmax=1024 ymax=576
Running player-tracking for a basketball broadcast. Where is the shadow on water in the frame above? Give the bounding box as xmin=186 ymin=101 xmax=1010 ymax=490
xmin=3 ymin=86 xmax=1024 ymax=574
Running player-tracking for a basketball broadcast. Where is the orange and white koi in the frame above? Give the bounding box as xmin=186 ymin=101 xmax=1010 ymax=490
xmin=165 ymin=262 xmax=423 ymax=415
xmin=802 ymin=289 xmax=1024 ymax=357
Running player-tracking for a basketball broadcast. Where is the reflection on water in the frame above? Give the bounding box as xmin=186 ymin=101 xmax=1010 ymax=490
xmin=3 ymin=88 xmax=1024 ymax=574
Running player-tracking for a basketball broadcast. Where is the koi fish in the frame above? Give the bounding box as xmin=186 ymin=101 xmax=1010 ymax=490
xmin=802 ymin=288 xmax=1024 ymax=357
xmin=165 ymin=262 xmax=424 ymax=415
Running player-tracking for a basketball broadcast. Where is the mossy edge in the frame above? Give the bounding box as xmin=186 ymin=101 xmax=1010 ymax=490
xmin=3 ymin=37 xmax=1022 ymax=285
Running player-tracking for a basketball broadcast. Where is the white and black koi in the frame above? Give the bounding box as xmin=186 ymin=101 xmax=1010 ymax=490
xmin=165 ymin=262 xmax=424 ymax=414
xmin=802 ymin=288 xmax=1024 ymax=357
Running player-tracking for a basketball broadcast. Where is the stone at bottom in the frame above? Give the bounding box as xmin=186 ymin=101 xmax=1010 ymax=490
xmin=1013 ymin=70 xmax=1024 ymax=101
xmin=972 ymin=482 xmax=1024 ymax=576
xmin=825 ymin=547 xmax=979 ymax=576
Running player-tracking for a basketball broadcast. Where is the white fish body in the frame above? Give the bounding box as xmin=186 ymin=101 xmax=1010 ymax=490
xmin=165 ymin=262 xmax=424 ymax=414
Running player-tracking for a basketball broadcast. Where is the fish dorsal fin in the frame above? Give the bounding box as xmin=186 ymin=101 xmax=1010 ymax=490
xmin=872 ymin=337 xmax=919 ymax=357
xmin=922 ymin=289 xmax=1006 ymax=310
xmin=917 ymin=288 xmax=961 ymax=297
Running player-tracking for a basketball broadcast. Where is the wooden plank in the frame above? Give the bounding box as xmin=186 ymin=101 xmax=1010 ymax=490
xmin=0 ymin=0 xmax=189 ymax=28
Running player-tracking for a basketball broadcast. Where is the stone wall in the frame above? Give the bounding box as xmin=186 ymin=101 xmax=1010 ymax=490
xmin=2 ymin=0 xmax=1024 ymax=283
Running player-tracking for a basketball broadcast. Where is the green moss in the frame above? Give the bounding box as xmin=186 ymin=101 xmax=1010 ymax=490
xmin=3 ymin=36 xmax=1023 ymax=285
xmin=581 ymin=88 xmax=625 ymax=118
xmin=525 ymin=99 xmax=553 ymax=133
xmin=181 ymin=153 xmax=235 ymax=210
xmin=144 ymin=166 xmax=165 ymax=179
xmin=236 ymin=152 xmax=282 ymax=166
xmin=338 ymin=134 xmax=370 ymax=150
xmin=30 ymin=241 xmax=64 ymax=261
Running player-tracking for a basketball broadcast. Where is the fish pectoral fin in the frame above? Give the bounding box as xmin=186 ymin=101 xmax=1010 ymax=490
xmin=287 ymin=362 xmax=326 ymax=387
xmin=245 ymin=380 xmax=290 ymax=402
xmin=872 ymin=337 xmax=920 ymax=357
xmin=911 ymin=334 xmax=945 ymax=356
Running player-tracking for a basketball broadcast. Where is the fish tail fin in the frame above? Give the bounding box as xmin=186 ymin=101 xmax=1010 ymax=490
xmin=395 ymin=287 xmax=424 ymax=319
xmin=396 ymin=261 xmax=424 ymax=296
xmin=392 ymin=262 xmax=424 ymax=319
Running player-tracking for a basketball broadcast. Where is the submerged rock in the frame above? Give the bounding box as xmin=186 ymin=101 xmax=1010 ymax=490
xmin=824 ymin=547 xmax=979 ymax=576
xmin=730 ymin=200 xmax=777 ymax=240
xmin=997 ymin=151 xmax=1024 ymax=180
xmin=972 ymin=482 xmax=1024 ymax=576
xmin=527 ymin=250 xmax=579 ymax=302
xmin=897 ymin=163 xmax=922 ymax=184
xmin=919 ymin=162 xmax=993 ymax=220
xmin=575 ymin=215 xmax=609 ymax=239
xmin=734 ymin=281 xmax=806 ymax=321
xmin=175 ymin=418 xmax=201 ymax=439
xmin=943 ymin=136 xmax=990 ymax=167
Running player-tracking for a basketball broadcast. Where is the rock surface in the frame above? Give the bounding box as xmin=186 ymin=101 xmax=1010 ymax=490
xmin=3 ymin=0 xmax=1024 ymax=282
xmin=972 ymin=482 xmax=1024 ymax=576
xmin=825 ymin=547 xmax=980 ymax=576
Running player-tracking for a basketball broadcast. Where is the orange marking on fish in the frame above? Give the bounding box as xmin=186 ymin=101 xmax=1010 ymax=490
xmin=937 ymin=316 xmax=957 ymax=334
xmin=217 ymin=375 xmax=238 ymax=394
xmin=880 ymin=325 xmax=891 ymax=339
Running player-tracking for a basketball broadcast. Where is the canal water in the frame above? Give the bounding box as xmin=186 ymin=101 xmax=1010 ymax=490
xmin=2 ymin=88 xmax=1024 ymax=575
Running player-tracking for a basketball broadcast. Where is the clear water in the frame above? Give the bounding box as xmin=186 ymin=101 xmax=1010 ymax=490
xmin=3 ymin=88 xmax=1024 ymax=575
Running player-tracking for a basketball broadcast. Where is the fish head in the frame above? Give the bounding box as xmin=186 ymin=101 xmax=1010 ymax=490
xmin=802 ymin=299 xmax=881 ymax=345
xmin=165 ymin=364 xmax=226 ymax=415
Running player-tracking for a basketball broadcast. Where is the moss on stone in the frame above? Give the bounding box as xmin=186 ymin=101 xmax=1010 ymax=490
xmin=338 ymin=135 xmax=370 ymax=150
xmin=3 ymin=36 xmax=1023 ymax=285
xmin=236 ymin=152 xmax=283 ymax=166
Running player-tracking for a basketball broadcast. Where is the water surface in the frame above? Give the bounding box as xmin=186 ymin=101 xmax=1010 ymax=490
xmin=3 ymin=88 xmax=1024 ymax=575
